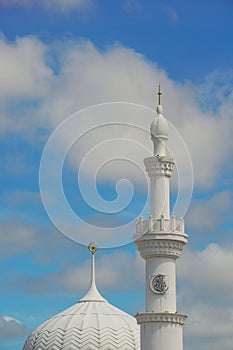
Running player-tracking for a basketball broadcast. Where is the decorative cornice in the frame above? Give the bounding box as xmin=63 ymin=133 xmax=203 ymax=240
xmin=135 ymin=312 xmax=187 ymax=326
xmin=144 ymin=156 xmax=175 ymax=177
xmin=135 ymin=234 xmax=188 ymax=259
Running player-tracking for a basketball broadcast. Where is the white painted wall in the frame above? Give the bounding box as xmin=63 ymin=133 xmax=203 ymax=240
xmin=146 ymin=257 xmax=176 ymax=313
xmin=140 ymin=322 xmax=184 ymax=350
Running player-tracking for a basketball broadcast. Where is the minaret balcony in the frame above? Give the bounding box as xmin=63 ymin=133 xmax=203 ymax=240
xmin=135 ymin=216 xmax=185 ymax=236
xmin=134 ymin=216 xmax=188 ymax=259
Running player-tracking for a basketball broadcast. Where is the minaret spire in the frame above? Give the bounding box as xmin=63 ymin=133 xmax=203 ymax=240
xmin=150 ymin=86 xmax=168 ymax=157
xmin=158 ymin=84 xmax=162 ymax=105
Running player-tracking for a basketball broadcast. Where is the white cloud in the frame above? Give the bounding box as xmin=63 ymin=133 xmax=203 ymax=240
xmin=0 ymin=36 xmax=233 ymax=234
xmin=0 ymin=36 xmax=52 ymax=100
xmin=178 ymin=243 xmax=233 ymax=300
xmin=0 ymin=316 xmax=29 ymax=339
xmin=0 ymin=35 xmax=53 ymax=135
xmin=177 ymin=243 xmax=233 ymax=350
xmin=0 ymin=36 xmax=232 ymax=192
xmin=184 ymin=302 xmax=233 ymax=350
xmin=37 ymin=40 xmax=233 ymax=193
xmin=39 ymin=42 xmax=162 ymax=125
xmin=186 ymin=190 xmax=232 ymax=232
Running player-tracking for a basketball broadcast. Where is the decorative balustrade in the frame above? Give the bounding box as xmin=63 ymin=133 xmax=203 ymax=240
xmin=136 ymin=215 xmax=184 ymax=235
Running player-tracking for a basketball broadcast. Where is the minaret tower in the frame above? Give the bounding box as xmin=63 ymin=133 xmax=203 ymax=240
xmin=135 ymin=87 xmax=188 ymax=350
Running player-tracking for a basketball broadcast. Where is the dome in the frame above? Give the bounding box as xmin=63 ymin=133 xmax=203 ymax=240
xmin=23 ymin=243 xmax=140 ymax=350
xmin=150 ymin=105 xmax=169 ymax=139
xmin=150 ymin=101 xmax=169 ymax=157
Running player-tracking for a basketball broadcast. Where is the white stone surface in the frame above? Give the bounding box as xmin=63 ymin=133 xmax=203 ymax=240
xmin=144 ymin=156 xmax=174 ymax=220
xmin=150 ymin=105 xmax=169 ymax=157
xmin=23 ymin=300 xmax=140 ymax=350
xmin=138 ymin=315 xmax=186 ymax=350
xmin=146 ymin=256 xmax=176 ymax=312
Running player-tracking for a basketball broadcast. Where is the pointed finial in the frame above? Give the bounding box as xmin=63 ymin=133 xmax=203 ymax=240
xmin=79 ymin=242 xmax=106 ymax=302
xmin=88 ymin=242 xmax=97 ymax=288
xmin=88 ymin=242 xmax=97 ymax=255
xmin=158 ymin=84 xmax=162 ymax=105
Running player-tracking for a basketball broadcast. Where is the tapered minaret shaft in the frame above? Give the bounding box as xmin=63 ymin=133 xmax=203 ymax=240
xmin=135 ymin=89 xmax=188 ymax=350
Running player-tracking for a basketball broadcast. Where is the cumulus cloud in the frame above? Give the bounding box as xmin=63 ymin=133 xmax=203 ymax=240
xmin=0 ymin=36 xmax=232 ymax=246
xmin=0 ymin=37 xmax=232 ymax=251
xmin=0 ymin=316 xmax=29 ymax=339
xmin=185 ymin=302 xmax=233 ymax=350
xmin=178 ymin=243 xmax=233 ymax=300
xmin=0 ymin=35 xmax=53 ymax=135
xmin=36 ymin=40 xmax=233 ymax=193
xmin=186 ymin=190 xmax=232 ymax=232
xmin=0 ymin=36 xmax=52 ymax=100
xmin=1 ymin=36 xmax=233 ymax=193
xmin=0 ymin=0 xmax=92 ymax=12
xmin=177 ymin=243 xmax=233 ymax=350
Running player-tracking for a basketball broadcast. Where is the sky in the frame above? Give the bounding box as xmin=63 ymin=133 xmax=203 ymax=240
xmin=0 ymin=1 xmax=233 ymax=349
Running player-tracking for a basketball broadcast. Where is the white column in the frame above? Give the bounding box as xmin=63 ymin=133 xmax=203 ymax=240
xmin=135 ymin=154 xmax=187 ymax=350
xmin=138 ymin=315 xmax=186 ymax=350
xmin=135 ymin=233 xmax=188 ymax=350
xmin=144 ymin=156 xmax=174 ymax=220
xmin=146 ymin=257 xmax=176 ymax=313
xmin=150 ymin=174 xmax=170 ymax=220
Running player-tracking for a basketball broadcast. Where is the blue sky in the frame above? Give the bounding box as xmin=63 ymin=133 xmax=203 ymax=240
xmin=0 ymin=1 xmax=233 ymax=350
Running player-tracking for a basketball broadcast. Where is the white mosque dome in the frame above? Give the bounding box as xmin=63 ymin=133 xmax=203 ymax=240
xmin=23 ymin=243 xmax=140 ymax=350
xmin=150 ymin=105 xmax=169 ymax=140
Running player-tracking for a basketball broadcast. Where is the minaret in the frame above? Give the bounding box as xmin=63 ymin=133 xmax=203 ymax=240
xmin=135 ymin=87 xmax=188 ymax=350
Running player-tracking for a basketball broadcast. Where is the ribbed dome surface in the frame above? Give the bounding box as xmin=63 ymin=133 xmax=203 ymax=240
xmin=23 ymin=299 xmax=140 ymax=350
xmin=23 ymin=245 xmax=140 ymax=350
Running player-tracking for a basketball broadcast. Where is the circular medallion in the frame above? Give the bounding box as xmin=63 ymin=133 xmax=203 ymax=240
xmin=150 ymin=274 xmax=168 ymax=294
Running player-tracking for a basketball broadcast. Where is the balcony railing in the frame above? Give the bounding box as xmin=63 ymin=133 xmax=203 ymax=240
xmin=136 ymin=215 xmax=184 ymax=236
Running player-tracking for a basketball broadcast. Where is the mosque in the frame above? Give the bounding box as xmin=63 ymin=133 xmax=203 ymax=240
xmin=23 ymin=89 xmax=188 ymax=350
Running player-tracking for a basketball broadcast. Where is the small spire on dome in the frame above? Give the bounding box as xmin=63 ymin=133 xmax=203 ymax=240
xmin=150 ymin=85 xmax=168 ymax=156
xmin=79 ymin=242 xmax=106 ymax=303
xmin=158 ymin=84 xmax=162 ymax=105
